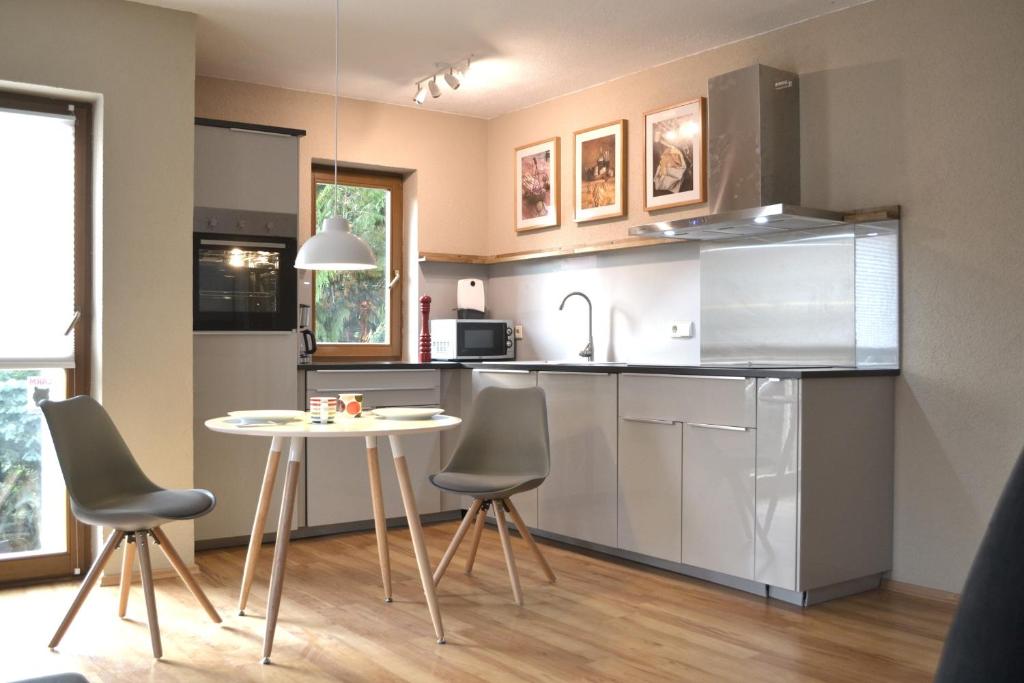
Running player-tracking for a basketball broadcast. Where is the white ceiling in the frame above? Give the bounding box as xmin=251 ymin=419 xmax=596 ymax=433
xmin=140 ymin=0 xmax=867 ymax=119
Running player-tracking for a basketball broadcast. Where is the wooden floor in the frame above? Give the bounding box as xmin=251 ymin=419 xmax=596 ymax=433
xmin=0 ymin=520 xmax=955 ymax=682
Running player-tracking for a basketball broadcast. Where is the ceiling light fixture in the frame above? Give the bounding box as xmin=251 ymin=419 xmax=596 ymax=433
xmin=295 ymin=0 xmax=376 ymax=272
xmin=413 ymin=82 xmax=427 ymax=104
xmin=412 ymin=56 xmax=472 ymax=105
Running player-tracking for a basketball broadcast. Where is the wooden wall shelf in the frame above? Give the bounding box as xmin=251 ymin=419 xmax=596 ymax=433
xmin=419 ymin=235 xmax=679 ymax=266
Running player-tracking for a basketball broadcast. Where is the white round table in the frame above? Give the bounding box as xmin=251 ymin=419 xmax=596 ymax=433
xmin=205 ymin=412 xmax=462 ymax=663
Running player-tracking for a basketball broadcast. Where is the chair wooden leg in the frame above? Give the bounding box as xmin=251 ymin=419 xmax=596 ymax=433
xmin=433 ymin=499 xmax=483 ymax=587
xmin=504 ymin=498 xmax=556 ymax=583
xmin=463 ymin=503 xmax=488 ymax=575
xmin=494 ymin=502 xmax=524 ymax=606
xmin=118 ymin=535 xmax=136 ymax=618
xmin=151 ymin=526 xmax=222 ymax=623
xmin=136 ymin=531 xmax=163 ymax=659
xmin=49 ymin=529 xmax=124 ymax=649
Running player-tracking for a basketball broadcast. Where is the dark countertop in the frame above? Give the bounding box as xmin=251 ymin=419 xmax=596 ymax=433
xmin=299 ymin=360 xmax=899 ymax=379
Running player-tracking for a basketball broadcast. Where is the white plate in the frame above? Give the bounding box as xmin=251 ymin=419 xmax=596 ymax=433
xmin=227 ymin=410 xmax=306 ymax=424
xmin=371 ymin=407 xmax=444 ymax=421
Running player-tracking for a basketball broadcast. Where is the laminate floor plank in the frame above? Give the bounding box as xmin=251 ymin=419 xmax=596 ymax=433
xmin=0 ymin=521 xmax=955 ymax=682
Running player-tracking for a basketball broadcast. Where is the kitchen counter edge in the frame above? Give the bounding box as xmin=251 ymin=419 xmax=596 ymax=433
xmin=298 ymin=361 xmax=899 ymax=379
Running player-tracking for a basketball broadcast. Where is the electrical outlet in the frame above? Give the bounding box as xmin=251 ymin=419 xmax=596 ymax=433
xmin=514 ymin=324 xmax=524 ymax=340
xmin=670 ymin=320 xmax=694 ymax=338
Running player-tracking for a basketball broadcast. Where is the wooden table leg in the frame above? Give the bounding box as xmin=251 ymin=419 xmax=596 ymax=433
xmin=239 ymin=435 xmax=284 ymax=616
xmin=262 ymin=437 xmax=302 ymax=664
xmin=365 ymin=435 xmax=392 ymax=602
xmin=118 ymin=535 xmax=135 ymax=618
xmin=389 ymin=434 xmax=446 ymax=644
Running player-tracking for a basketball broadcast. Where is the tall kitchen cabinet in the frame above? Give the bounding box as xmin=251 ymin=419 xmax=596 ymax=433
xmin=537 ymin=371 xmax=618 ymax=547
xmin=469 ymin=369 xmax=539 ymax=527
xmin=193 ymin=121 xmax=303 ymax=545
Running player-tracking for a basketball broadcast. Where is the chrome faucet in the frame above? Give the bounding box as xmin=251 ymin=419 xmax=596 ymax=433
xmin=558 ymin=291 xmax=594 ymax=361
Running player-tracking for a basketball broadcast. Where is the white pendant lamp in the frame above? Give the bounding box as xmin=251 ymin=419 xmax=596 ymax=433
xmin=295 ymin=0 xmax=376 ymax=271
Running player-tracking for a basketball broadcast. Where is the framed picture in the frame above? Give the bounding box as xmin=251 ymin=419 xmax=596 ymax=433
xmin=644 ymin=97 xmax=706 ymax=211
xmin=574 ymin=119 xmax=626 ymax=223
xmin=515 ymin=137 xmax=560 ymax=232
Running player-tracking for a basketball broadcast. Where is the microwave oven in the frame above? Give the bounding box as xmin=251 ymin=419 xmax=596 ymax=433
xmin=430 ymin=319 xmax=515 ymax=360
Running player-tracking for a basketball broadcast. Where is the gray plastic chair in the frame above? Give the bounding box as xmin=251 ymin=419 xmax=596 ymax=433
xmin=429 ymin=386 xmax=556 ymax=605
xmin=40 ymin=396 xmax=222 ymax=659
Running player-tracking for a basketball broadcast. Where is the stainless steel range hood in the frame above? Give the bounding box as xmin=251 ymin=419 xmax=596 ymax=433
xmin=631 ymin=64 xmax=847 ymax=241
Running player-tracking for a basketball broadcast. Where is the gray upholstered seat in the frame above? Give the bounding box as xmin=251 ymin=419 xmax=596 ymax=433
xmin=429 ymin=472 xmax=545 ymax=498
xmin=39 ymin=395 xmax=221 ymax=659
xmin=429 ymin=386 xmax=555 ymax=605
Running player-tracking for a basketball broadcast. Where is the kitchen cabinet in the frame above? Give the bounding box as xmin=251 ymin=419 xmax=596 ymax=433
xmin=754 ymin=378 xmax=800 ymax=589
xmin=469 ymin=369 xmax=539 ymax=527
xmin=537 ymin=371 xmax=618 ymax=547
xmin=617 ymin=417 xmax=682 ymax=562
xmin=305 ymin=370 xmax=441 ymax=528
xmin=681 ymin=422 xmax=756 ymax=580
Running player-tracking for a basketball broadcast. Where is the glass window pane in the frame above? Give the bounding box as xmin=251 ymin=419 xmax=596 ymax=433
xmin=0 ymin=109 xmax=76 ymax=364
xmin=0 ymin=369 xmax=67 ymax=557
xmin=314 ymin=182 xmax=390 ymax=344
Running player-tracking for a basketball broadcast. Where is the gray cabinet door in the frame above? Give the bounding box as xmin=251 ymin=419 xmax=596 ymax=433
xmin=537 ymin=372 xmax=618 ymax=547
xmin=755 ymin=378 xmax=800 ymax=590
xmin=469 ymin=369 xmax=539 ymax=527
xmin=617 ymin=418 xmax=682 ymax=562
xmin=305 ymin=371 xmax=441 ymax=528
xmin=682 ymin=423 xmax=756 ymax=579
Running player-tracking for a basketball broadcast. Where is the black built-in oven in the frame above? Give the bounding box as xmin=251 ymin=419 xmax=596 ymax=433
xmin=193 ymin=232 xmax=297 ymax=331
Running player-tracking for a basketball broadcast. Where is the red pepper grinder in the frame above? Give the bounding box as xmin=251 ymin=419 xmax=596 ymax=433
xmin=419 ymin=295 xmax=432 ymax=362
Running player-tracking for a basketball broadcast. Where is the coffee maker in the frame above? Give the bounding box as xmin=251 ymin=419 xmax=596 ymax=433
xmin=298 ymin=304 xmax=316 ymax=364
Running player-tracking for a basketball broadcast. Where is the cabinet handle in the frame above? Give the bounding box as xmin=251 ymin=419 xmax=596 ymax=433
xmin=621 ymin=416 xmax=675 ymax=425
xmin=538 ymin=370 xmax=612 ymax=376
xmin=622 ymin=373 xmax=749 ymax=381
xmin=687 ymin=422 xmax=749 ymax=432
xmin=472 ymin=369 xmax=530 ymax=374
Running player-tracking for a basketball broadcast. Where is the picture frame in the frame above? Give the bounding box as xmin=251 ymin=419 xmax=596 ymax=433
xmin=574 ymin=119 xmax=626 ymax=223
xmin=515 ymin=137 xmax=560 ymax=232
xmin=644 ymin=97 xmax=706 ymax=211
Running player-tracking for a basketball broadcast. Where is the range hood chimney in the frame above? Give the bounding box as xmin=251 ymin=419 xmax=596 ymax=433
xmin=631 ymin=64 xmax=846 ymax=240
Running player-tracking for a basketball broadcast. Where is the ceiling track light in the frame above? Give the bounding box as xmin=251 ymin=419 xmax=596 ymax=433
xmin=412 ymin=55 xmax=472 ymax=104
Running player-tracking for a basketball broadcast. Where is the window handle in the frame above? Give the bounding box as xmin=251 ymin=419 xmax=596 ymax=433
xmin=64 ymin=310 xmax=81 ymax=336
xmin=386 ymin=270 xmax=401 ymax=290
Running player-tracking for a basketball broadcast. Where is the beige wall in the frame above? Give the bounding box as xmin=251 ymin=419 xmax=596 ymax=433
xmin=195 ymin=78 xmax=489 ymax=257
xmin=0 ymin=0 xmax=197 ymax=567
xmin=487 ymin=0 xmax=1024 ymax=592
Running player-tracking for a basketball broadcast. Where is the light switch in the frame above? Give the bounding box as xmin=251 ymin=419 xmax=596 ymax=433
xmin=514 ymin=324 xmax=524 ymax=340
xmin=670 ymin=320 xmax=694 ymax=338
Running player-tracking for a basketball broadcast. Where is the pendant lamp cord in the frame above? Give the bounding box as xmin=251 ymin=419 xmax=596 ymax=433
xmin=333 ymin=0 xmax=340 ymax=215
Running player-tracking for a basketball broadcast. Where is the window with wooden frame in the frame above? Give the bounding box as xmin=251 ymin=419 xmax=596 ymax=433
xmin=310 ymin=167 xmax=403 ymax=360
xmin=0 ymin=91 xmax=93 ymax=585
